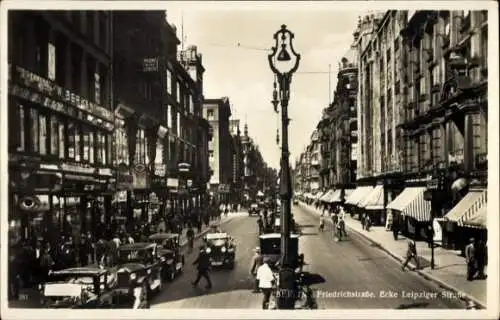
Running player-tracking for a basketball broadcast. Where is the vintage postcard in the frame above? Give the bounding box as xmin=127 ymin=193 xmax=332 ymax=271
xmin=1 ymin=1 xmax=498 ymax=319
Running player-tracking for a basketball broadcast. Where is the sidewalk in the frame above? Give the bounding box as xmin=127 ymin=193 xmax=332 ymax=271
xmin=299 ymin=202 xmax=487 ymax=308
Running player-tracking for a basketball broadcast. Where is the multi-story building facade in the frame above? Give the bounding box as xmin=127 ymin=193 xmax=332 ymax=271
xmin=240 ymin=122 xmax=268 ymax=204
xmin=203 ymin=97 xmax=232 ymax=204
xmin=113 ymin=11 xmax=208 ymax=226
xmin=354 ymin=10 xmax=488 ymax=245
xmin=8 ymin=11 xmax=115 ymax=245
xmin=230 ymin=119 xmax=244 ymax=205
xmin=398 ymin=10 xmax=488 ymax=247
xmin=307 ymin=130 xmax=321 ymax=194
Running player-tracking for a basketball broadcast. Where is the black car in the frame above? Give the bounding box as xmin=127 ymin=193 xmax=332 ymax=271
xmin=259 ymin=233 xmax=304 ymax=271
xmin=114 ymin=243 xmax=163 ymax=297
xmin=148 ymin=233 xmax=185 ymax=281
xmin=203 ymin=232 xmax=236 ymax=269
xmin=249 ymin=203 xmax=260 ymax=216
xmin=40 ymin=267 xmax=116 ymax=308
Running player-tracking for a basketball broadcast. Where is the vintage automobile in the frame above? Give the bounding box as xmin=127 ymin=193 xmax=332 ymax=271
xmin=248 ymin=203 xmax=260 ymax=216
xmin=203 ymin=232 xmax=236 ymax=269
xmin=39 ymin=267 xmax=116 ymax=308
xmin=259 ymin=233 xmax=304 ymax=271
xmin=114 ymin=243 xmax=163 ymax=297
xmin=148 ymin=233 xmax=185 ymax=281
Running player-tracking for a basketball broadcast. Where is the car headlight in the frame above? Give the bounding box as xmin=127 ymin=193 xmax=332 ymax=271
xmin=38 ymin=284 xmax=43 ymax=290
xmin=130 ymin=273 xmax=136 ymax=280
xmin=221 ymin=247 xmax=227 ymax=253
xmin=205 ymin=248 xmax=211 ymax=254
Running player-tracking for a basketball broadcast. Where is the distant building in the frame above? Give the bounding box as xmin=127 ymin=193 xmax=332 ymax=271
xmin=203 ymin=97 xmax=232 ymax=203
xmin=229 ymin=119 xmax=244 ymax=205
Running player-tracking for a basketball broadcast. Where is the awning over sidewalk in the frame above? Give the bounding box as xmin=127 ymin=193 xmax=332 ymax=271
xmin=326 ymin=189 xmax=341 ymax=203
xmin=444 ymin=189 xmax=487 ymax=229
xmin=319 ymin=189 xmax=335 ymax=202
xmin=345 ymin=186 xmax=374 ymax=206
xmin=387 ymin=187 xmax=426 ymax=212
xmin=398 ymin=187 xmax=431 ymax=222
xmin=358 ymin=185 xmax=385 ymax=210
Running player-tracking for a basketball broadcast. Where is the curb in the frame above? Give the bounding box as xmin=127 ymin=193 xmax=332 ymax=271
xmin=298 ymin=203 xmax=486 ymax=309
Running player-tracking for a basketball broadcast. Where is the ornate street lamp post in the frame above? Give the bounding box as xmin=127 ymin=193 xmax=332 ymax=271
xmin=268 ymin=24 xmax=300 ymax=310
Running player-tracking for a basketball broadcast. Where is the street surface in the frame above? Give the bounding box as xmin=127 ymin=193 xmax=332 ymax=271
xmin=151 ymin=207 xmax=466 ymax=309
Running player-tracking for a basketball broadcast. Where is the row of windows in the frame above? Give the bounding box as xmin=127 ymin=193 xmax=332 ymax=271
xmin=165 ymin=69 xmax=196 ymax=116
xmin=9 ymin=102 xmax=111 ymax=165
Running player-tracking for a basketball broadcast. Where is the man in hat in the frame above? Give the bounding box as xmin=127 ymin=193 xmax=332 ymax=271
xmin=401 ymin=239 xmax=419 ymax=271
xmin=192 ymin=244 xmax=212 ymax=289
xmin=465 ymin=237 xmax=476 ymax=281
xmin=250 ymin=247 xmax=263 ymax=293
xmin=256 ymin=257 xmax=275 ymax=309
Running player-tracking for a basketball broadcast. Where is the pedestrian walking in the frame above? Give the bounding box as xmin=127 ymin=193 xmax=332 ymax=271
xmin=192 ymin=245 xmax=213 ymax=289
xmin=337 ymin=217 xmax=346 ymax=239
xmin=392 ymin=220 xmax=399 ymax=240
xmin=318 ymin=216 xmax=325 ymax=232
xmin=427 ymin=225 xmax=434 ymax=248
xmin=465 ymin=237 xmax=476 ymax=281
xmin=249 ymin=247 xmax=263 ymax=293
xmin=364 ymin=215 xmax=372 ymax=231
xmin=186 ymin=226 xmax=195 ymax=253
xmin=475 ymin=239 xmax=487 ymax=279
xmin=256 ymin=257 xmax=275 ymax=309
xmin=401 ymin=239 xmax=420 ymax=271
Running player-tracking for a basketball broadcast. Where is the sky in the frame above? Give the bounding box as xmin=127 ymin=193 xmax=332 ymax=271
xmin=164 ymin=3 xmax=368 ymax=169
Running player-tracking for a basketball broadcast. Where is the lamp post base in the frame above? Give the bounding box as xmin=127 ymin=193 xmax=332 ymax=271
xmin=276 ymin=267 xmax=296 ymax=309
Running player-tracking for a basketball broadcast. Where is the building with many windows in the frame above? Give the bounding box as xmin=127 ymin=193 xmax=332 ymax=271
xmin=8 ymin=11 xmax=115 ymax=245
xmin=203 ymin=97 xmax=233 ymax=204
xmin=229 ymin=119 xmax=244 ymax=206
xmin=353 ymin=10 xmax=488 ymax=247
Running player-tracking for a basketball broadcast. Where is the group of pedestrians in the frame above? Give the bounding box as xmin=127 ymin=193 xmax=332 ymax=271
xmin=465 ymin=237 xmax=488 ymax=281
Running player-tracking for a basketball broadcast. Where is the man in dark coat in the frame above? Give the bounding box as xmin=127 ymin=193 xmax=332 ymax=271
xmin=249 ymin=247 xmax=263 ymax=293
xmin=465 ymin=237 xmax=476 ymax=281
xmin=191 ymin=245 xmax=212 ymax=289
xmin=475 ymin=239 xmax=487 ymax=279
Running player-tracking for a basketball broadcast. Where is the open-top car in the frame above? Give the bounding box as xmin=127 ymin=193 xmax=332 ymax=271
xmin=114 ymin=243 xmax=163 ymax=297
xmin=40 ymin=267 xmax=116 ymax=308
xmin=202 ymin=232 xmax=236 ymax=269
xmin=259 ymin=233 xmax=304 ymax=271
xmin=148 ymin=233 xmax=185 ymax=281
xmin=249 ymin=203 xmax=260 ymax=216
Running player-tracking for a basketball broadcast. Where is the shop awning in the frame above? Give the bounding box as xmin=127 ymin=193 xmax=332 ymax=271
xmin=387 ymin=187 xmax=427 ymax=212
xmin=358 ymin=185 xmax=385 ymax=210
xmin=320 ymin=189 xmax=335 ymax=202
xmin=460 ymin=206 xmax=487 ymax=229
xmin=345 ymin=186 xmax=374 ymax=206
xmin=313 ymin=191 xmax=322 ymax=200
xmin=325 ymin=189 xmax=340 ymax=203
xmin=444 ymin=189 xmax=487 ymax=229
xmin=398 ymin=187 xmax=431 ymax=222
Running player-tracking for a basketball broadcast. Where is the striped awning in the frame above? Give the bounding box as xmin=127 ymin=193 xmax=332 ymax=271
xmin=444 ymin=189 xmax=487 ymax=229
xmin=387 ymin=187 xmax=427 ymax=212
xmin=444 ymin=189 xmax=486 ymax=223
xmin=345 ymin=186 xmax=374 ymax=206
xmin=326 ymin=189 xmax=341 ymax=203
xmin=399 ymin=187 xmax=431 ymax=222
xmin=461 ymin=206 xmax=487 ymax=229
xmin=358 ymin=185 xmax=385 ymax=210
xmin=320 ymin=189 xmax=335 ymax=202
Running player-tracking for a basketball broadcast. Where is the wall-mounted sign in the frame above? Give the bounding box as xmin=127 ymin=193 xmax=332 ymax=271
xmin=143 ymin=58 xmax=159 ymax=72
xmin=187 ymin=179 xmax=193 ymax=187
xmin=132 ymin=163 xmax=149 ymax=189
xmin=61 ymin=163 xmax=96 ymax=175
xmin=154 ymin=164 xmax=166 ymax=177
xmin=167 ymin=178 xmax=179 ymax=188
xmin=178 ymin=162 xmax=191 ymax=173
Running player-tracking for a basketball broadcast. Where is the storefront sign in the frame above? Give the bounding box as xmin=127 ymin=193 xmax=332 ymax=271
xmin=143 ymin=58 xmax=159 ymax=72
xmin=11 ymin=65 xmax=114 ymax=128
xmin=167 ymin=178 xmax=179 ymax=188
xmin=132 ymin=163 xmax=149 ymax=189
xmin=154 ymin=164 xmax=166 ymax=177
xmin=61 ymin=163 xmax=96 ymax=175
xmin=187 ymin=179 xmax=193 ymax=187
xmin=178 ymin=162 xmax=191 ymax=173
xmin=98 ymin=168 xmax=113 ymax=176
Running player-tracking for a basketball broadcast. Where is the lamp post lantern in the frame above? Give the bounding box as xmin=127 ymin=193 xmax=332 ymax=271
xmin=268 ymin=24 xmax=300 ymax=310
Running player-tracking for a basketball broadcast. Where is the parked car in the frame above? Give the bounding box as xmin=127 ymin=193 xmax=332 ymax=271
xmin=202 ymin=232 xmax=236 ymax=269
xmin=39 ymin=267 xmax=116 ymax=308
xmin=148 ymin=233 xmax=185 ymax=281
xmin=114 ymin=243 xmax=163 ymax=297
xmin=249 ymin=203 xmax=260 ymax=216
xmin=259 ymin=233 xmax=304 ymax=271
